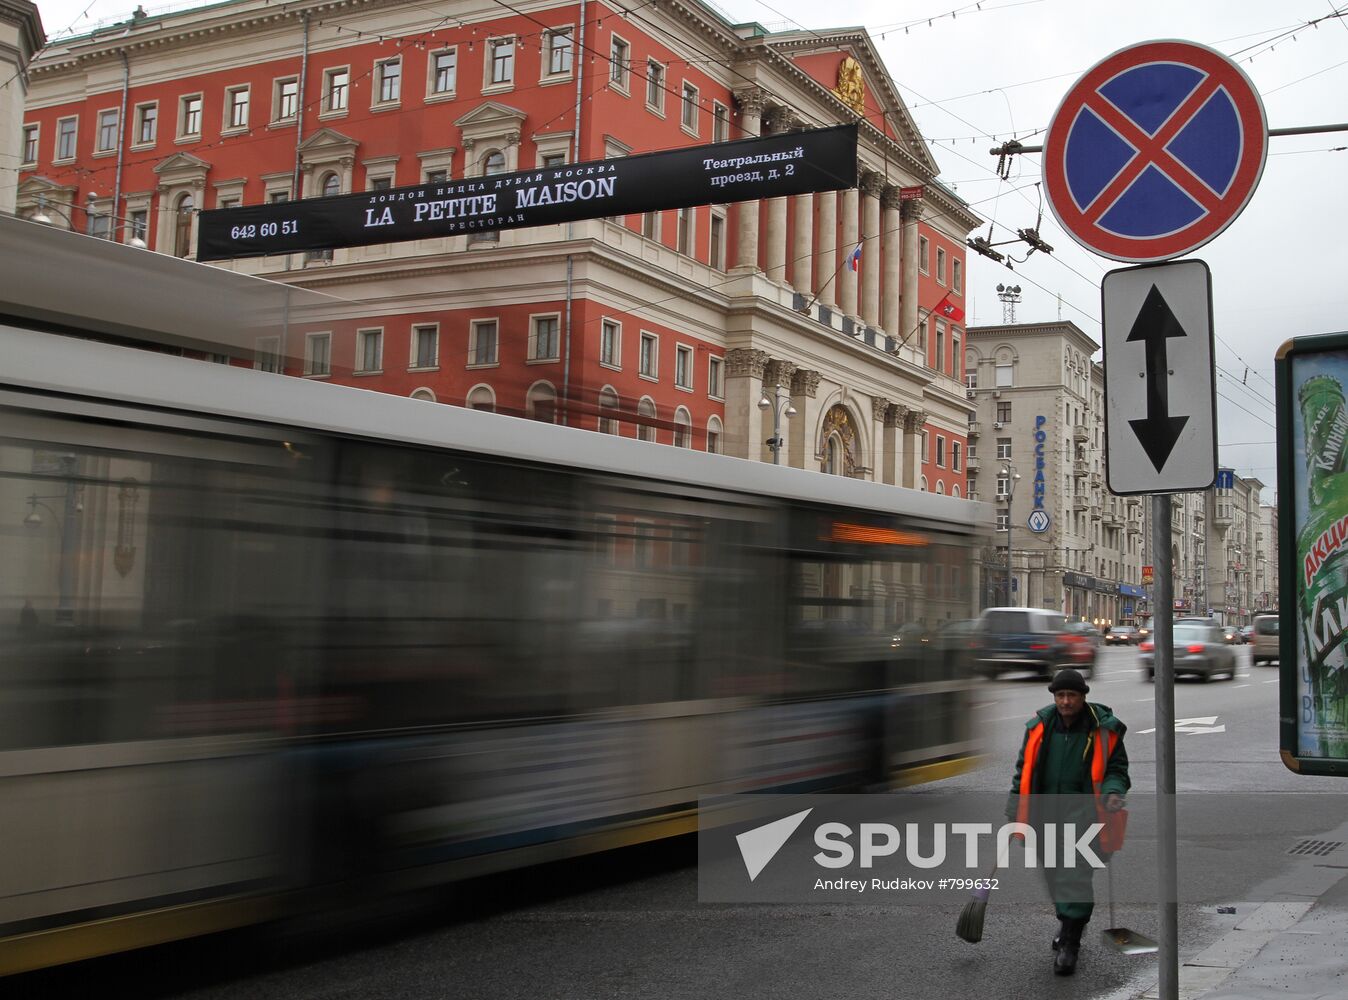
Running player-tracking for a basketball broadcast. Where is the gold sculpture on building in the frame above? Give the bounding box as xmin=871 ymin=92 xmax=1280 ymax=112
xmin=834 ymin=56 xmax=865 ymax=115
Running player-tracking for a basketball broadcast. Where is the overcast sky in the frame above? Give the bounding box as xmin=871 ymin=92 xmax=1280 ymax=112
xmin=32 ymin=1 xmax=1348 ymax=502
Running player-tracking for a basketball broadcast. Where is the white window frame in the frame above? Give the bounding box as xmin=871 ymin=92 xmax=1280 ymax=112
xmin=609 ymin=34 xmax=631 ymax=93
xmin=374 ymin=57 xmax=402 ymax=107
xmin=935 ymin=320 xmax=946 ymax=374
xmin=254 ymin=335 xmax=281 ymax=373
xmin=637 ymin=396 xmax=658 ymax=442
xmin=936 ymin=435 xmax=946 ymax=468
xmin=322 ymin=66 xmax=350 ymax=116
xmin=639 ymin=331 xmax=659 ymax=380
xmin=600 ymin=318 xmax=622 ymax=370
xmin=995 ymin=362 xmax=1014 ymax=388
xmin=952 ymin=441 xmax=962 ymax=472
xmin=712 ymin=101 xmax=729 ymax=143
xmin=543 ymin=27 xmax=574 ymax=80
xmin=936 ymin=246 xmax=947 ymax=285
xmin=707 ymin=415 xmax=723 ymax=454
xmin=132 ymin=102 xmax=157 ymax=148
xmin=529 ymin=313 xmax=561 ymax=362
xmin=707 ymin=355 xmax=724 ymax=400
xmin=680 ymin=81 xmax=700 ymax=135
xmin=467 ymin=384 xmax=496 ymax=412
xmin=675 ymin=344 xmax=694 ymax=390
xmin=428 ymin=48 xmax=457 ymax=99
xmin=597 ymin=386 xmax=621 ymax=434
xmin=673 ymin=406 xmax=693 ymax=448
xmin=953 ymin=258 xmax=963 ymax=293
xmin=709 ymin=211 xmax=726 ymax=270
xmin=485 ymin=37 xmax=515 ymax=91
xmin=469 ymin=319 xmax=499 ymax=368
xmin=355 ymin=328 xmax=383 ymax=374
xmin=645 ymin=59 xmax=665 ymax=115
xmin=95 ymin=108 xmax=119 ymax=154
xmin=676 ymin=205 xmax=693 ymax=255
xmin=21 ymin=123 xmax=38 ymax=165
xmin=273 ymin=77 xmax=299 ymax=123
xmin=178 ymin=94 xmax=202 ymax=140
xmin=55 ymin=116 xmax=78 ymax=161
xmin=996 ymin=437 xmax=1012 ymax=460
xmin=223 ymin=85 xmax=250 ymax=133
xmin=304 ymin=332 xmax=332 ymax=377
xmin=996 ymin=510 xmax=1010 ymax=531
xmin=410 ymin=323 xmax=440 ymax=371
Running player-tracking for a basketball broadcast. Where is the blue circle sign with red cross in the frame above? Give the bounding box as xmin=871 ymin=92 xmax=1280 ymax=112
xmin=1043 ymin=40 xmax=1267 ymax=262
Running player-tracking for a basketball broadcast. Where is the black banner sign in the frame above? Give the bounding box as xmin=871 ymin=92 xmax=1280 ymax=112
xmin=197 ymin=123 xmax=858 ymax=262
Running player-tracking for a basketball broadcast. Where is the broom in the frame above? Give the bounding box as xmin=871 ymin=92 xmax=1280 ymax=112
xmin=956 ymin=861 xmax=999 ymax=944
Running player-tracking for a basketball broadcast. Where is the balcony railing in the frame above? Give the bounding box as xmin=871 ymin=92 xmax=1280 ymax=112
xmin=967 ymin=421 xmax=981 ymax=437
xmin=1073 ymin=425 xmax=1089 ymax=442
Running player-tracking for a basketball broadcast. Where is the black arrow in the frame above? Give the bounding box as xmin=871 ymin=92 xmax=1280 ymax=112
xmin=1127 ymin=284 xmax=1190 ymax=473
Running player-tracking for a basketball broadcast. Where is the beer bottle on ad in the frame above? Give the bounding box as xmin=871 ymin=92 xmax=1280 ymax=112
xmin=1295 ymin=374 xmax=1348 ymax=758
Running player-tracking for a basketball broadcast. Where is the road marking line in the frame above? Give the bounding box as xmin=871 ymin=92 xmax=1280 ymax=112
xmin=1136 ymin=696 xmax=1156 ymax=702
xmin=1264 ymin=679 xmax=1279 ymax=684
xmin=1233 ymin=684 xmax=1250 ymax=689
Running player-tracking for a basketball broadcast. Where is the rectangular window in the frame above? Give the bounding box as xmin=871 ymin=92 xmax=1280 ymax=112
xmin=965 ymin=371 xmax=977 ymax=390
xmin=269 ymin=190 xmax=291 ymax=203
xmin=952 ymin=441 xmax=962 ymax=472
xmin=639 ymin=332 xmax=657 ymax=378
xmin=936 ymin=246 xmax=947 ymax=284
xmin=532 ymin=315 xmax=560 ymax=360
xmin=641 ymin=212 xmax=657 ymax=239
xmin=646 ymin=60 xmax=664 ymax=111
xmin=128 ymin=209 xmax=148 ymax=244
xmin=953 ymin=258 xmax=963 ymax=293
xmin=470 ymin=320 xmax=498 ymax=366
xmin=22 ymin=123 xmax=38 ymax=164
xmin=712 ymin=102 xmax=729 ymax=143
xmin=275 ymin=78 xmax=299 ymax=121
xmin=919 ymin=236 xmax=929 ymax=273
xmin=681 ymin=82 xmax=699 ymax=131
xmin=600 ymin=319 xmax=620 ymax=367
xmin=255 ymin=336 xmax=281 ymax=373
xmin=180 ymin=95 xmax=202 ymax=137
xmin=936 ymin=436 xmax=946 ymax=467
xmin=96 ymin=109 xmax=119 ymax=152
xmin=425 ymin=169 xmax=448 ymax=184
xmin=87 ymin=210 xmax=110 ymax=238
xmin=710 ymin=213 xmax=725 ymax=270
xmin=675 ymin=345 xmax=693 ymax=389
xmin=357 ymin=329 xmax=383 ymax=372
xmin=135 ymin=103 xmax=157 ymax=144
xmin=489 ymin=39 xmax=514 ymax=86
xmin=325 ymin=68 xmax=349 ymax=112
xmin=708 ymin=355 xmax=723 ymax=398
xmin=431 ymin=50 xmax=457 ymax=94
xmin=541 ymin=152 xmax=565 ymax=168
xmin=996 ymin=475 xmax=1010 ymax=498
xmin=547 ymin=29 xmax=573 ymax=75
xmin=917 ymin=314 xmax=927 ymax=351
xmin=305 ymin=333 xmax=331 ymax=376
xmin=707 ymin=426 xmax=720 ymax=454
xmin=995 ymin=362 xmax=1013 ymax=387
xmin=996 ymin=402 xmax=1011 ymax=423
xmin=935 ymin=320 xmax=945 ymax=373
xmin=56 ymin=117 xmax=77 ymax=160
xmin=610 ymin=36 xmax=630 ymax=90
xmin=369 ymin=177 xmax=392 ymax=191
xmin=676 ymin=206 xmax=692 ymax=255
xmin=226 ymin=86 xmax=249 ymax=129
xmin=996 ymin=510 xmax=1009 ymax=531
xmin=377 ymin=59 xmax=402 ymax=103
xmin=996 ymin=437 xmax=1011 ymax=460
xmin=952 ymin=335 xmax=961 ymax=379
xmin=412 ymin=325 xmax=439 ymax=369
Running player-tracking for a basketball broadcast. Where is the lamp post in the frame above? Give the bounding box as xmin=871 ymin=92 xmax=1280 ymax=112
xmin=1000 ymin=463 xmax=1021 ymax=606
xmin=31 ymin=193 xmax=148 ymax=248
xmin=23 ymin=454 xmax=82 ymax=625
xmin=758 ymin=382 xmax=797 ymax=465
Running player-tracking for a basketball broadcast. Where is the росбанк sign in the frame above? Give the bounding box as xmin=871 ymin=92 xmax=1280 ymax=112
xmin=196 ymin=124 xmax=859 ymax=261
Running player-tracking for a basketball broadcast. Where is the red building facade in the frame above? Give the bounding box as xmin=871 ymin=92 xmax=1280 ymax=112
xmin=20 ymin=0 xmax=977 ymax=492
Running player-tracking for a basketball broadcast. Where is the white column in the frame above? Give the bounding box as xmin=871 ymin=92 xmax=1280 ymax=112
xmin=860 ymin=171 xmax=883 ymax=327
xmin=733 ymin=89 xmax=765 ymax=272
xmin=902 ymin=408 xmax=927 ymax=490
xmin=839 ymin=184 xmax=860 ymax=318
xmin=788 ymin=369 xmax=822 ymax=469
xmin=881 ymin=187 xmax=902 ymax=337
xmin=791 ymin=191 xmax=814 ymax=293
xmin=815 ymin=189 xmax=837 ymax=308
xmin=764 ymin=359 xmax=798 ymax=464
xmin=766 ymin=195 xmax=788 ymax=282
xmin=900 ymin=199 xmax=923 ymax=347
xmin=723 ymin=348 xmax=770 ymax=459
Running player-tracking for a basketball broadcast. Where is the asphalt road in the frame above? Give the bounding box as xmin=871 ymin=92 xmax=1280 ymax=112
xmin=17 ymin=645 xmax=1348 ymax=1000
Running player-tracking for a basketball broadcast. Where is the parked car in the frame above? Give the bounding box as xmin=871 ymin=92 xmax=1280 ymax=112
xmin=1252 ymin=614 xmax=1280 ymax=665
xmin=975 ymin=607 xmax=1096 ymax=680
xmin=1140 ymin=620 xmax=1239 ymax=681
xmin=1104 ymin=625 xmax=1140 ymax=646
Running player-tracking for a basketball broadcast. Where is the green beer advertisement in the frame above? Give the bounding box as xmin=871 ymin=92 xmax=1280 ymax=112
xmin=1279 ymin=333 xmax=1348 ymax=773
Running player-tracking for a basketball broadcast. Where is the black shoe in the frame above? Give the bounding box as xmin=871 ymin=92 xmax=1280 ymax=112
xmin=1053 ymin=918 xmax=1087 ymax=976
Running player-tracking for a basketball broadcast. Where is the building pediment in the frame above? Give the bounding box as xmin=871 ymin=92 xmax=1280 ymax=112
xmin=297 ymin=127 xmax=358 ymax=158
xmin=152 ymin=152 xmax=211 ymax=190
xmin=17 ymin=175 xmax=75 ymax=199
xmin=455 ymin=100 xmax=527 ymax=131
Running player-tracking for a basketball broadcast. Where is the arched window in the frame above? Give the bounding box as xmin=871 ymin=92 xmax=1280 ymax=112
xmin=483 ymin=150 xmax=506 ymax=175
xmin=174 ymin=193 xmax=194 ymax=258
xmin=466 ymin=385 xmax=495 ymax=412
xmin=527 ymin=381 xmax=557 ymax=423
xmin=410 ymin=388 xmax=437 ymax=402
xmin=936 ymin=481 xmax=945 ymax=495
xmin=824 ymin=434 xmax=841 ymax=475
xmin=637 ymin=397 xmax=657 ymax=442
xmin=673 ymin=407 xmax=692 ymax=448
xmin=952 ymin=484 xmax=961 ymax=498
xmin=321 ymin=172 xmax=341 ymax=198
xmin=598 ymin=387 xmax=620 ymax=434
xmin=920 ymin=476 xmax=928 ymax=492
xmin=706 ymin=415 xmax=723 ymax=454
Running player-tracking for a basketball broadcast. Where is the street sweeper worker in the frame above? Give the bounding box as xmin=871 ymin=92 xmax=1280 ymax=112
xmin=1006 ymin=667 xmax=1130 ymax=976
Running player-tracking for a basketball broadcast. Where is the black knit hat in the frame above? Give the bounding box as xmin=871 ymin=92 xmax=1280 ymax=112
xmin=1047 ymin=668 xmax=1090 ymax=694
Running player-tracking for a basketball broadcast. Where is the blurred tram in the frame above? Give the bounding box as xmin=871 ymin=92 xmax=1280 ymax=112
xmin=0 ymin=226 xmax=987 ymax=975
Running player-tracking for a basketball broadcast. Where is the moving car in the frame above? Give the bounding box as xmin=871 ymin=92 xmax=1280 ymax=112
xmin=1239 ymin=625 xmax=1254 ymax=643
xmin=1104 ymin=625 xmax=1140 ymax=646
xmin=1252 ymin=614 xmax=1280 ymax=665
xmin=976 ymin=607 xmax=1096 ymax=680
xmin=1140 ymin=620 xmax=1239 ymax=681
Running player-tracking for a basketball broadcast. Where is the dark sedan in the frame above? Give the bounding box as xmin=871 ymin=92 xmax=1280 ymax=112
xmin=1104 ymin=625 xmax=1140 ymax=646
xmin=1140 ymin=621 xmax=1239 ymax=681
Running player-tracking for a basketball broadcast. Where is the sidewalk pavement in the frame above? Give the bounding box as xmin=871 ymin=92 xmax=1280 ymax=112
xmin=1133 ymin=864 xmax=1348 ymax=1000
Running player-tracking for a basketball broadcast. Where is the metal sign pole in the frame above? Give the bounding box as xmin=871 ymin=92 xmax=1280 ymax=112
xmin=1152 ymin=493 xmax=1178 ymax=999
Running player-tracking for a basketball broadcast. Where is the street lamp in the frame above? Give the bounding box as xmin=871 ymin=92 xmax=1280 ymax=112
xmin=758 ymin=382 xmax=797 ymax=465
xmin=30 ymin=193 xmax=148 ymax=248
xmin=1000 ymin=463 xmax=1021 ymax=606
xmin=23 ymin=454 xmax=82 ymax=625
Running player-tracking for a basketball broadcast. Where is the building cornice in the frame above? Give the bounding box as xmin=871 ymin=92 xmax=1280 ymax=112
xmin=968 ymin=321 xmax=1100 ymax=354
xmin=0 ymin=0 xmax=44 ymax=59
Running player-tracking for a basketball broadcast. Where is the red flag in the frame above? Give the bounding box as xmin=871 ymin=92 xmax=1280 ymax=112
xmin=934 ymin=292 xmax=965 ymax=324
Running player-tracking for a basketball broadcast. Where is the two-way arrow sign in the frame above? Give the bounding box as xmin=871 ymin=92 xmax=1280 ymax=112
xmin=1102 ymin=259 xmax=1217 ymax=494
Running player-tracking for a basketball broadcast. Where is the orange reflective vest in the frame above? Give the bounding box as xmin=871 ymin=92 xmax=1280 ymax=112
xmin=1014 ymin=717 xmax=1126 ymax=853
